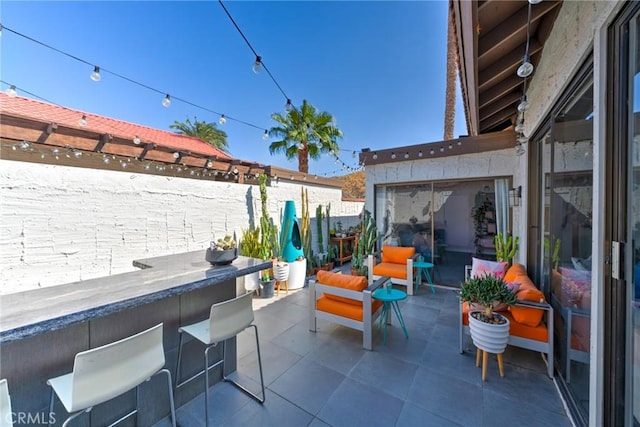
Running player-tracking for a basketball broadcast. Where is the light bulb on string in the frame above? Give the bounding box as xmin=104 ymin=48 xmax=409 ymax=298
xmin=78 ymin=115 xmax=87 ymax=127
xmin=284 ymin=99 xmax=293 ymax=112
xmin=162 ymin=94 xmax=171 ymax=107
xmin=262 ymin=130 xmax=268 ymax=140
xmin=528 ymin=0 xmax=543 ymax=4
xmin=90 ymin=66 xmax=101 ymax=82
xmin=133 ymin=136 xmax=141 ymax=145
xmin=517 ymin=96 xmax=530 ymax=112
xmin=297 ymin=142 xmax=304 ymax=150
xmin=418 ymin=150 xmax=423 ymax=157
xmin=5 ymin=85 xmax=17 ymax=98
xmin=252 ymin=56 xmax=263 ymax=74
xmin=219 ymin=115 xmax=226 ymax=125
xmin=515 ymin=120 xmax=525 ymax=133
xmin=517 ymin=134 xmax=530 ymax=144
xmin=515 ymin=142 xmax=526 ymax=156
xmin=517 ymin=54 xmax=533 ymax=78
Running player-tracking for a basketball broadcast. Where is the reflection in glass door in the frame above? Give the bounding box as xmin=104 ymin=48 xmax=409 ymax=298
xmin=545 ymin=73 xmax=593 ymax=422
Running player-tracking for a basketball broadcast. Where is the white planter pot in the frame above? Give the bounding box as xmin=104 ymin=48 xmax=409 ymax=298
xmin=273 ymin=262 xmax=290 ymax=282
xmin=287 ymin=258 xmax=307 ymax=290
xmin=468 ymin=310 xmax=510 ymax=354
xmin=244 ymin=271 xmax=260 ymax=292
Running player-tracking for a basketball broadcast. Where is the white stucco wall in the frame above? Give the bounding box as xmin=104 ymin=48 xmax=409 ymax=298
xmin=0 ymin=160 xmax=362 ymax=294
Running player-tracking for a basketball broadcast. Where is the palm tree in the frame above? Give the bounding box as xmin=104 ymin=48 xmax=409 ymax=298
xmin=170 ymin=116 xmax=229 ymax=153
xmin=443 ymin=3 xmax=458 ymax=140
xmin=269 ymin=100 xmax=343 ymax=173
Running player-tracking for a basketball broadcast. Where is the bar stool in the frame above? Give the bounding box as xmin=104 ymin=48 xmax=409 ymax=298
xmin=47 ymin=323 xmax=176 ymax=427
xmin=175 ymin=292 xmax=265 ymax=427
xmin=0 ymin=379 xmax=12 ymax=427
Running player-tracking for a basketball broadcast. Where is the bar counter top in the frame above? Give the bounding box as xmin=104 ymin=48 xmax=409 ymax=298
xmin=0 ymin=250 xmax=270 ymax=343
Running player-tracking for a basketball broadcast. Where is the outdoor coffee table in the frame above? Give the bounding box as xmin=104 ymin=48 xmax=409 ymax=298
xmin=373 ymin=287 xmax=409 ymax=344
xmin=413 ymin=260 xmax=436 ymax=294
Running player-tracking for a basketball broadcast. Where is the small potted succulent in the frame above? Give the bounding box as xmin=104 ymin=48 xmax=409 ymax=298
xmin=205 ymin=233 xmax=238 ymax=265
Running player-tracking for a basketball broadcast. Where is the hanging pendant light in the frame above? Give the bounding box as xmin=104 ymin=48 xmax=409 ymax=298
xmin=162 ymin=94 xmax=171 ymax=107
xmin=219 ymin=114 xmax=226 ymax=125
xmin=517 ymin=54 xmax=534 ymax=78
xmin=515 ymin=142 xmax=526 ymax=156
xmin=78 ymin=115 xmax=87 ymax=127
xmin=284 ymin=99 xmax=293 ymax=112
xmin=517 ymin=96 xmax=530 ymax=112
xmin=262 ymin=130 xmax=269 ymax=140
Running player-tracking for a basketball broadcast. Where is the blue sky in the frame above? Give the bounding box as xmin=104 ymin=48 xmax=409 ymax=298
xmin=1 ymin=1 xmax=467 ymax=176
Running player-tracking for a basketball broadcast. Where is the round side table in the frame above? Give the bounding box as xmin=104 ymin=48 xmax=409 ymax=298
xmin=413 ymin=260 xmax=436 ymax=294
xmin=372 ymin=287 xmax=409 ymax=344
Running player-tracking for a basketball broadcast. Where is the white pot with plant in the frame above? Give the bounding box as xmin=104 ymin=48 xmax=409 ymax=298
xmin=460 ymin=274 xmax=517 ymax=354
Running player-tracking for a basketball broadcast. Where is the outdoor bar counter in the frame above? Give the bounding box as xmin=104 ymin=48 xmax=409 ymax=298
xmin=0 ymin=250 xmax=270 ymax=425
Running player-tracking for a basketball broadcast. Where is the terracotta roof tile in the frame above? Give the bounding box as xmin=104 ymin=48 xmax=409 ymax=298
xmin=0 ymin=93 xmax=232 ymax=159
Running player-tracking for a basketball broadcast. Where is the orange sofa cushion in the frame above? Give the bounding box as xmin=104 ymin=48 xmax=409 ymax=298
xmin=381 ymin=246 xmax=415 ymax=264
xmin=462 ymin=302 xmax=548 ymax=342
xmin=316 ymin=296 xmax=383 ymax=322
xmin=373 ymin=263 xmax=408 ymax=279
xmin=316 ymin=270 xmax=368 ymax=305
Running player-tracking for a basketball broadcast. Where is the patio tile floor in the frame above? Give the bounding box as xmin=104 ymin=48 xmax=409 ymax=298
xmin=155 ymin=278 xmax=572 ymax=427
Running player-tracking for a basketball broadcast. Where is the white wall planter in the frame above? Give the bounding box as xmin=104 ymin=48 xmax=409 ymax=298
xmin=468 ymin=310 xmax=510 ymax=354
xmin=287 ymin=258 xmax=307 ymax=290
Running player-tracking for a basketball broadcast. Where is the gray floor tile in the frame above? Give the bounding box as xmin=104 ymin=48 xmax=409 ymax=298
xmin=482 ymin=389 xmax=572 ymax=426
xmin=407 ymin=367 xmax=483 ymax=427
xmin=269 ymin=358 xmax=345 ymax=415
xmin=237 ymin=340 xmax=301 ymax=386
xmin=349 ymin=351 xmax=419 ymax=400
xmin=316 ymin=377 xmax=403 ymax=427
xmin=304 ymin=327 xmax=367 ymax=376
xmin=396 ymin=401 xmax=463 ymax=427
xmin=221 ymin=389 xmax=314 ymax=427
xmin=270 ymin=321 xmax=330 ymax=357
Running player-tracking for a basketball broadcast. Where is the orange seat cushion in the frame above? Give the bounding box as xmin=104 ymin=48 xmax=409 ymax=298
xmin=317 ymin=296 xmax=383 ymax=321
xmin=381 ymin=246 xmax=415 ymax=264
xmin=317 ymin=270 xmax=368 ymax=305
xmin=373 ymin=262 xmax=408 ymax=279
xmin=462 ymin=302 xmax=548 ymax=342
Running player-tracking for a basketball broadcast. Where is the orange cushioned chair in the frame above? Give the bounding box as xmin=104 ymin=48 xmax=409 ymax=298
xmin=459 ymin=263 xmax=554 ymax=378
xmin=309 ymin=270 xmax=389 ymax=350
xmin=367 ymin=245 xmax=418 ymax=295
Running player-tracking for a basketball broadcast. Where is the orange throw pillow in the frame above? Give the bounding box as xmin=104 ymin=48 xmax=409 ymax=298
xmin=317 ymin=270 xmax=367 ymax=291
xmin=509 ymin=288 xmax=546 ymax=327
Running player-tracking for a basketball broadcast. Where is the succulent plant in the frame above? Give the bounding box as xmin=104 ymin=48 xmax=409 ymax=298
xmin=212 ymin=234 xmax=237 ymax=250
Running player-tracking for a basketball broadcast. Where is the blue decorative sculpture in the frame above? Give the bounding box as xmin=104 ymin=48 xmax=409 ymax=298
xmin=281 ymin=200 xmax=304 ymax=262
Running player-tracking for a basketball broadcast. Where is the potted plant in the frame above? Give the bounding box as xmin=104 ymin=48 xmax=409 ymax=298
xmin=259 ymin=269 xmax=275 ymax=298
xmin=205 ymin=233 xmax=238 ymax=265
xmin=460 ymin=274 xmax=517 ymax=354
xmin=494 ymin=232 xmax=519 ymax=265
xmin=350 ymin=209 xmax=378 ymax=276
xmin=239 ymin=227 xmax=262 ymax=292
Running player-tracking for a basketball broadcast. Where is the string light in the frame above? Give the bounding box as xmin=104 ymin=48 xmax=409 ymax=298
xmin=252 ymin=56 xmax=263 ymax=74
xmin=90 ymin=66 xmax=101 ymax=82
xmin=133 ymin=136 xmax=141 ymax=145
xmin=162 ymin=94 xmax=171 ymax=107
xmin=404 ymin=152 xmax=409 ymax=159
xmin=285 ymin=99 xmax=293 ymax=112
xmin=5 ymin=85 xmax=17 ymax=97
xmin=219 ymin=114 xmax=226 ymax=125
xmin=78 ymin=115 xmax=87 ymax=127
xmin=418 ymin=150 xmax=423 ymax=157
xmin=262 ymin=130 xmax=269 ymax=140
xmin=517 ymin=3 xmax=534 ymax=78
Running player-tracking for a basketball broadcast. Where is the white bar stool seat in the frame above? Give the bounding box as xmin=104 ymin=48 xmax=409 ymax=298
xmin=175 ymin=292 xmax=265 ymax=427
xmin=47 ymin=323 xmax=176 ymax=427
xmin=0 ymin=379 xmax=12 ymax=427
